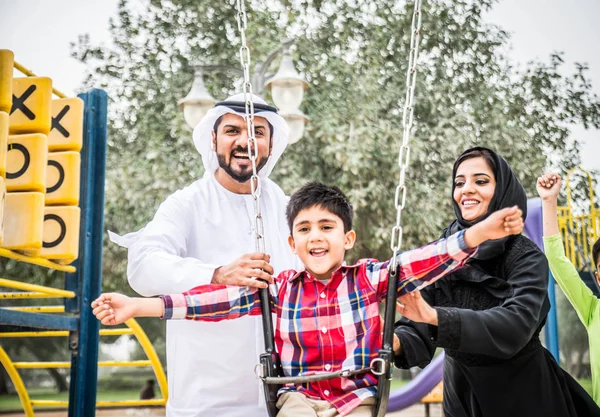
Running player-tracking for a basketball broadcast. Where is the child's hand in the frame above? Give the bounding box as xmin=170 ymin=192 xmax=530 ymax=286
xmin=466 ymin=206 xmax=523 ymax=246
xmin=536 ymin=172 xmax=561 ymax=202
xmin=396 ymin=291 xmax=438 ymax=326
xmin=91 ymin=293 xmax=137 ymax=326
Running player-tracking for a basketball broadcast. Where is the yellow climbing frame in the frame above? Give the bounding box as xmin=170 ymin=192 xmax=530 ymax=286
xmin=0 ymin=312 xmax=168 ymax=415
xmin=0 ymin=57 xmax=168 ymax=416
xmin=557 ymin=167 xmax=600 ymax=270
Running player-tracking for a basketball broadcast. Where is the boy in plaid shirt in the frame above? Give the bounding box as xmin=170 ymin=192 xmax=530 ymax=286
xmin=93 ymin=182 xmax=523 ymax=417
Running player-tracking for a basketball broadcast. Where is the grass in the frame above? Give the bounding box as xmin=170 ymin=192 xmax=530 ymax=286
xmin=0 ymin=379 xmax=593 ymax=412
xmin=0 ymin=388 xmax=143 ymax=412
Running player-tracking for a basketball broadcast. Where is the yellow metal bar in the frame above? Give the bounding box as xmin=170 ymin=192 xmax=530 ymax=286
xmin=0 ymin=248 xmax=75 ymax=272
xmin=0 ymin=328 xmax=134 ymax=338
xmin=30 ymin=399 xmax=167 ymax=407
xmin=0 ymin=346 xmax=35 ymax=417
xmin=4 ymin=306 xmax=65 ymax=313
xmin=14 ymin=360 xmax=152 ymax=369
xmin=30 ymin=400 xmax=68 ymax=407
xmin=0 ymin=292 xmax=72 ymax=299
xmin=0 ymin=278 xmax=76 ymax=298
xmin=100 ymin=328 xmax=134 ymax=336
xmin=13 ymin=61 xmax=67 ymax=98
xmin=126 ymin=318 xmax=169 ymax=401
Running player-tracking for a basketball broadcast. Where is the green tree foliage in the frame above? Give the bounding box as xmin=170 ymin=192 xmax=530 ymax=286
xmin=4 ymin=0 xmax=591 ymax=388
xmin=64 ymin=0 xmax=600 ymax=367
xmin=71 ymin=0 xmax=600 ymax=265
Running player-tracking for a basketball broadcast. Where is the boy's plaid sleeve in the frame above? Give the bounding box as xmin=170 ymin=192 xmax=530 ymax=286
xmin=160 ymin=273 xmax=284 ymax=320
xmin=366 ymin=230 xmax=477 ymax=298
xmin=160 ymin=284 xmax=263 ymax=321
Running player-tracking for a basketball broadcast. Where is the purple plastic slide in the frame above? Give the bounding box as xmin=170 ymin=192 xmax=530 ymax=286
xmin=387 ymin=351 xmax=445 ymax=411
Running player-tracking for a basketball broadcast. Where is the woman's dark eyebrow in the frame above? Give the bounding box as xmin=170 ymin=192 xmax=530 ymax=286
xmin=454 ymin=173 xmax=491 ymax=179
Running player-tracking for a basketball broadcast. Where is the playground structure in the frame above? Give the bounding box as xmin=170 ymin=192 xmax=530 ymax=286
xmin=0 ymin=47 xmax=598 ymax=416
xmin=0 ymin=50 xmax=166 ymax=417
xmin=559 ymin=168 xmax=600 ymax=290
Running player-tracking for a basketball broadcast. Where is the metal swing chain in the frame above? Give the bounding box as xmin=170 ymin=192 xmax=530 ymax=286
xmin=236 ymin=0 xmax=265 ymax=254
xmin=389 ymin=0 xmax=423 ymax=273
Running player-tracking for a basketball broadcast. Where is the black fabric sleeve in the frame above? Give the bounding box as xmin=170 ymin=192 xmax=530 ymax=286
xmin=393 ymin=286 xmax=436 ymax=369
xmin=433 ymin=248 xmax=549 ymax=359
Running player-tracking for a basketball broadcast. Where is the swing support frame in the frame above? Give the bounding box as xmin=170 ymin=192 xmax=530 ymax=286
xmin=233 ymin=0 xmax=424 ymax=415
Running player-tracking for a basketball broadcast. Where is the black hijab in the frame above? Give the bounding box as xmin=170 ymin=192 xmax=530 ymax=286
xmin=444 ymin=146 xmax=528 ymax=260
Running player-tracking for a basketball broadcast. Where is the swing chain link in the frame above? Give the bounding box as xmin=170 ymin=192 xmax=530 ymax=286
xmin=389 ymin=0 xmax=423 ymax=273
xmin=236 ymin=0 xmax=265 ymax=254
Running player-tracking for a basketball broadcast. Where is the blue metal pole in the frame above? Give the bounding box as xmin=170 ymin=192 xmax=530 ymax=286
xmin=545 ymin=271 xmax=560 ymax=365
xmin=67 ymin=89 xmax=108 ymax=417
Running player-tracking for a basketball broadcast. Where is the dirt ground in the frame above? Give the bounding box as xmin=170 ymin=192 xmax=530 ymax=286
xmin=0 ymin=403 xmax=443 ymax=417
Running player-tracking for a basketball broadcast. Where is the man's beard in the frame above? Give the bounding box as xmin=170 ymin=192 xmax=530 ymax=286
xmin=216 ymin=146 xmax=270 ymax=183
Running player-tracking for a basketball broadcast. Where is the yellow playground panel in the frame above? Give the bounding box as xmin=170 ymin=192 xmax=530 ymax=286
xmin=557 ymin=167 xmax=600 ymax=271
xmin=9 ymin=77 xmax=53 ymax=135
xmin=0 ymin=51 xmax=168 ymax=416
xmin=48 ymin=97 xmax=84 ymax=152
xmin=2 ymin=57 xmax=80 ymax=261
xmin=46 ymin=151 xmax=81 ymax=206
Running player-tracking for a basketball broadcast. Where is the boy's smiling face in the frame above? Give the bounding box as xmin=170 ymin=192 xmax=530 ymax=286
xmin=288 ymin=205 xmax=356 ymax=281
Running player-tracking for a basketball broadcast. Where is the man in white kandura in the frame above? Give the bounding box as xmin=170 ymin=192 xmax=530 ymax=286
xmin=110 ymin=93 xmax=299 ymax=417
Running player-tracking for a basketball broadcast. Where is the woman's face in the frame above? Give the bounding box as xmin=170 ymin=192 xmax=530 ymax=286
xmin=453 ymin=156 xmax=496 ymax=222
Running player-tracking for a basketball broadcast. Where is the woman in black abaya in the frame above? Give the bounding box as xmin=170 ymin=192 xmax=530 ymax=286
xmin=393 ymin=147 xmax=599 ymax=417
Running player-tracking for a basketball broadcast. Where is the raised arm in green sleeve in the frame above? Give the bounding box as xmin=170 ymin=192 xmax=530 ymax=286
xmin=543 ymin=233 xmax=598 ymax=328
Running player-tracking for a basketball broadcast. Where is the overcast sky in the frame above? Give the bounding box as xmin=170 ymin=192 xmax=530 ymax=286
xmin=1 ymin=0 xmax=599 ymax=173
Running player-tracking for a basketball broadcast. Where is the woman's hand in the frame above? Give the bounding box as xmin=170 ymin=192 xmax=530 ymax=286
xmin=536 ymin=172 xmax=561 ymax=202
xmin=393 ymin=334 xmax=402 ymax=354
xmin=396 ymin=291 xmax=438 ymax=326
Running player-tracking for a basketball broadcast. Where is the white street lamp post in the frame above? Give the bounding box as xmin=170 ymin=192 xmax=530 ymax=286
xmin=264 ymin=44 xmax=309 ymax=143
xmin=280 ymin=109 xmax=309 ymax=144
xmin=179 ymin=42 xmax=308 ymax=143
xmin=177 ymin=67 xmax=216 ymax=129
xmin=264 ymin=48 xmax=308 ymax=113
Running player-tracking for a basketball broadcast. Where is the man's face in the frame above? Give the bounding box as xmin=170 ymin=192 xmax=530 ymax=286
xmin=212 ymin=113 xmax=272 ymax=183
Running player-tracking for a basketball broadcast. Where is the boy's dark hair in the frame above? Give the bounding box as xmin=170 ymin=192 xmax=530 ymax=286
xmin=286 ymin=182 xmax=353 ymax=233
xmin=593 ymin=238 xmax=600 ymax=268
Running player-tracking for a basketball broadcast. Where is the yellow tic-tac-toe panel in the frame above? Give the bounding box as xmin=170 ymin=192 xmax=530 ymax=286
xmin=0 ymin=177 xmax=5 ymax=245
xmin=2 ymin=191 xmax=44 ymax=250
xmin=0 ymin=50 xmax=14 ymax=113
xmin=9 ymin=77 xmax=52 ymax=135
xmin=0 ymin=112 xmax=7 ymax=177
xmin=48 ymin=97 xmax=84 ymax=152
xmin=38 ymin=206 xmax=80 ymax=262
xmin=6 ymin=133 xmax=47 ymax=192
xmin=46 ymin=151 xmax=80 ymax=206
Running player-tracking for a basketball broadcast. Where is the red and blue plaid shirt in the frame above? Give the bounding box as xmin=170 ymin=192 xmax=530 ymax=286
xmin=161 ymin=230 xmax=474 ymax=416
